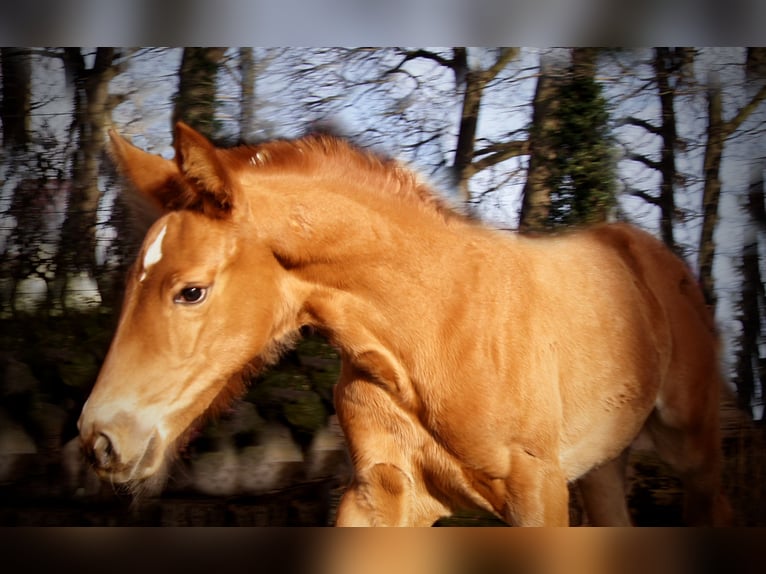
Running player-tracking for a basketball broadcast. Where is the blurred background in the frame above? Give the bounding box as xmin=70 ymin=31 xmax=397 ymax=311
xmin=0 ymin=47 xmax=764 ymax=525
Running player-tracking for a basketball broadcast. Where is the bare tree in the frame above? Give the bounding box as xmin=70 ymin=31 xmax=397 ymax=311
xmin=736 ymin=171 xmax=765 ymax=414
xmin=733 ymin=47 xmax=766 ymax=417
xmin=623 ymin=48 xmax=695 ymax=252
xmin=697 ymin=74 xmax=766 ymax=309
xmin=1 ymin=48 xmax=31 ymax=149
xmin=450 ymin=48 xmax=521 ymax=201
xmin=52 ymin=48 xmax=123 ymax=312
xmin=387 ymin=48 xmax=526 ymax=203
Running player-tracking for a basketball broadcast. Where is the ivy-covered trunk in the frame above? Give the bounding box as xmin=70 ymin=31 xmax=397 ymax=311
xmin=519 ymin=48 xmax=615 ymax=232
xmin=172 ymin=48 xmax=227 ymax=139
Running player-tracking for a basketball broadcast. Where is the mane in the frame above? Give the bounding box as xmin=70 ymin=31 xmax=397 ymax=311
xmin=227 ymin=135 xmax=473 ymax=225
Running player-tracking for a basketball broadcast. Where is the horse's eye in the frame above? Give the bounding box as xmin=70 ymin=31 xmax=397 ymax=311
xmin=174 ymin=286 xmax=208 ymax=305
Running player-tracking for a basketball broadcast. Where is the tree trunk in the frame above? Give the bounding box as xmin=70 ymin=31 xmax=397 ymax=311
xmin=392 ymin=48 xmax=521 ymax=208
xmin=697 ymin=79 xmax=724 ymax=310
xmin=239 ymin=48 xmax=256 ymax=141
xmin=0 ymin=48 xmax=31 ymax=149
xmin=736 ymin=47 xmax=766 ymax=418
xmin=452 ymin=48 xmax=480 ymax=202
xmin=736 ymin=170 xmax=765 ymax=414
xmin=518 ymin=52 xmax=565 ymax=232
xmin=451 ymin=48 xmax=519 ymax=204
xmin=655 ymin=48 xmax=680 ymax=252
xmin=698 ymin=72 xmax=766 ymax=310
xmin=746 ymin=48 xmax=766 ymax=80
xmin=172 ymin=48 xmax=227 ymax=140
xmin=623 ymin=48 xmax=692 ymax=249
xmin=52 ymin=48 xmax=118 ymax=313
xmin=571 ymin=47 xmax=598 ymax=80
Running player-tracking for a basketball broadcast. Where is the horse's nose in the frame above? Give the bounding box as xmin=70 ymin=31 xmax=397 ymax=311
xmin=82 ymin=428 xmax=120 ymax=471
xmin=78 ymin=408 xmax=163 ymax=482
xmin=92 ymin=431 xmax=117 ymax=468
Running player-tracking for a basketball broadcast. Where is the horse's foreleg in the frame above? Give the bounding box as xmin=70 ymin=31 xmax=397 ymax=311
xmin=503 ymin=446 xmax=570 ymax=526
xmin=577 ymin=448 xmax=632 ymax=525
xmin=334 ymin=371 xmax=449 ymax=526
xmin=335 ymin=463 xmax=442 ymax=526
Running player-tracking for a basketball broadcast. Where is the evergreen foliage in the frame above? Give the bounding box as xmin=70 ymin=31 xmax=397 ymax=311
xmin=546 ymin=69 xmax=617 ymax=228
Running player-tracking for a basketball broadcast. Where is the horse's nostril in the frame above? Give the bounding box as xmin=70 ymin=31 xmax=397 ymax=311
xmin=92 ymin=432 xmax=117 ymax=468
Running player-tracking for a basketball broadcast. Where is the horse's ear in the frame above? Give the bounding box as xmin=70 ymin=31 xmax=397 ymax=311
xmin=108 ymin=129 xmax=180 ymax=213
xmin=173 ymin=122 xmax=234 ymax=216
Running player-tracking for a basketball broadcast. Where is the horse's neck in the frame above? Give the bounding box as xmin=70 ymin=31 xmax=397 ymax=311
xmin=245 ymin=177 xmax=470 ymax=360
xmin=244 ymin=171 xmax=458 ymax=273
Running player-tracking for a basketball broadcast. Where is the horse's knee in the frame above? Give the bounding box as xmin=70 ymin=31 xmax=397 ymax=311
xmin=335 ymin=463 xmax=411 ymax=526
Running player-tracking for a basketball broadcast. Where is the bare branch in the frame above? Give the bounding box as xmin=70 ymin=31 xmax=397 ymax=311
xmin=618 ymin=116 xmax=662 ymax=136
xmin=484 ymin=48 xmax=520 ymax=82
xmin=723 ymin=82 xmax=766 ymax=138
xmin=626 ymin=188 xmax=661 ymax=206
xmin=387 ymin=49 xmax=455 ymax=75
xmin=473 ymin=133 xmax=527 ymax=157
xmin=625 ymin=152 xmax=661 ymax=171
xmin=472 ymin=140 xmax=529 ymax=172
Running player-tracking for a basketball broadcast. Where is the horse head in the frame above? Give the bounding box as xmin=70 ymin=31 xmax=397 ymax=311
xmin=78 ymin=124 xmax=300 ymax=488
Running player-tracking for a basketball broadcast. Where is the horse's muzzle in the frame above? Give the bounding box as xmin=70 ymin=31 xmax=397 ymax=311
xmin=78 ymin=411 xmax=161 ymax=482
